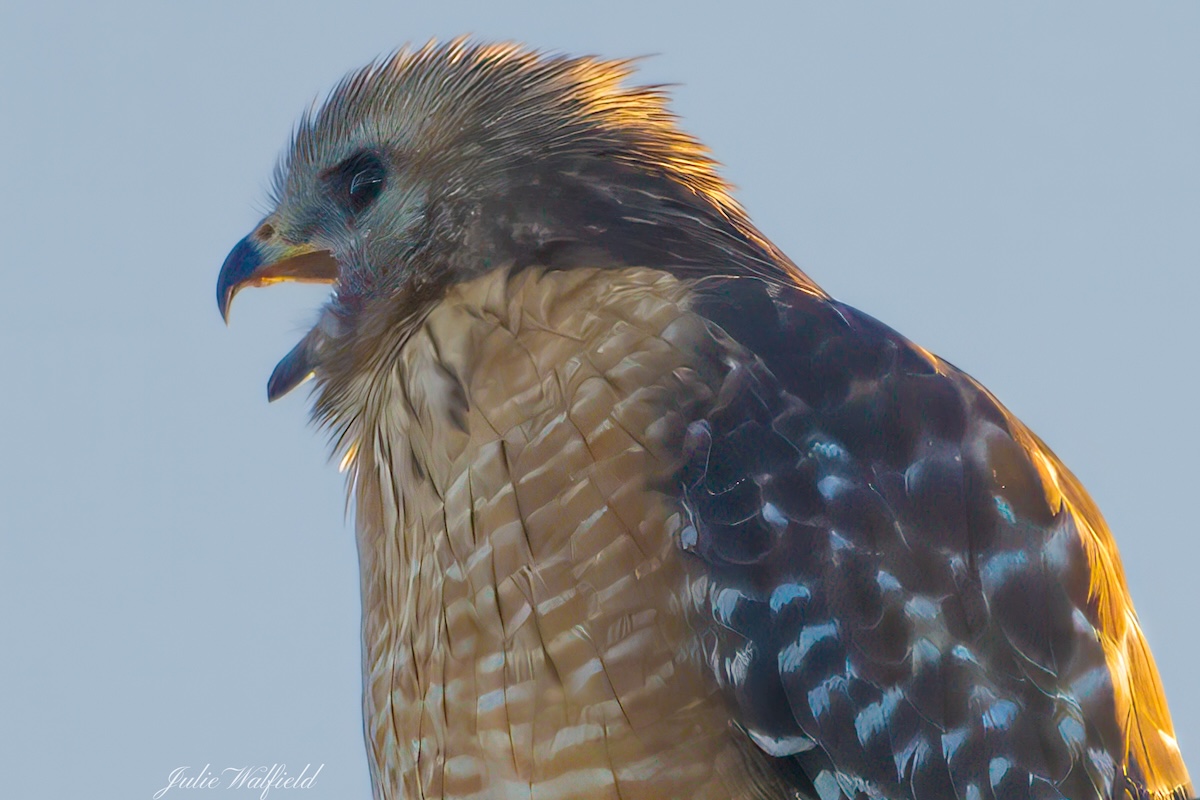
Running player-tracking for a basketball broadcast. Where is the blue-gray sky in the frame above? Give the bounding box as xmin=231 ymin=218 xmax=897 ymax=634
xmin=1 ymin=2 xmax=1196 ymax=797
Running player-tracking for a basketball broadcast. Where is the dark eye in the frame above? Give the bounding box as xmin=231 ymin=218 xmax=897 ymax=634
xmin=349 ymin=166 xmax=385 ymax=211
xmin=326 ymin=151 xmax=387 ymax=214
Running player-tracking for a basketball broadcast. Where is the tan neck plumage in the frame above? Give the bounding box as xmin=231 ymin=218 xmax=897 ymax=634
xmin=339 ymin=265 xmax=780 ymax=800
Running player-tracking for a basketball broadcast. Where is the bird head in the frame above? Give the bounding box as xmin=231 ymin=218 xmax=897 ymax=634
xmin=217 ymin=40 xmax=799 ymax=404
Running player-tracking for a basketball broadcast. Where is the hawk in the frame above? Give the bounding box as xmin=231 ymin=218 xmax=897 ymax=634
xmin=216 ymin=41 xmax=1192 ymax=800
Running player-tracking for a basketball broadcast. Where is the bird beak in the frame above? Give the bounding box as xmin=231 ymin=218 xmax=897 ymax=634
xmin=217 ymin=221 xmax=341 ymax=401
xmin=216 ymin=223 xmax=338 ymax=323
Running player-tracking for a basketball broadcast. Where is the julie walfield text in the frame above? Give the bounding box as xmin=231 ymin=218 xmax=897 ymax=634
xmin=154 ymin=764 xmax=323 ymax=800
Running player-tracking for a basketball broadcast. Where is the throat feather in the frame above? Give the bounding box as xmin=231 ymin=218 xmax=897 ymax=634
xmin=339 ymin=265 xmax=770 ymax=799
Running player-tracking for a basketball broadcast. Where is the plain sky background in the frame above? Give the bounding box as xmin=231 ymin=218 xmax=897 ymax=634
xmin=1 ymin=2 xmax=1196 ymax=798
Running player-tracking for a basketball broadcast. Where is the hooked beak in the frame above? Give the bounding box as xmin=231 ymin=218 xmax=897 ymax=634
xmin=216 ymin=223 xmax=338 ymax=323
xmin=217 ymin=222 xmax=340 ymax=400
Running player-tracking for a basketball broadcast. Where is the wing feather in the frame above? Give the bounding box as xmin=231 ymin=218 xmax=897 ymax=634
xmin=682 ymin=276 xmax=1191 ymax=800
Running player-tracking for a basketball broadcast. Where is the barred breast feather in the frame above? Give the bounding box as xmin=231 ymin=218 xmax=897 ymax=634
xmin=329 ymin=260 xmax=1191 ymax=799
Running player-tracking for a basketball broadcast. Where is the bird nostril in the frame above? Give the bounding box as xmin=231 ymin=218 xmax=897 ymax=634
xmin=254 ymin=222 xmax=276 ymax=241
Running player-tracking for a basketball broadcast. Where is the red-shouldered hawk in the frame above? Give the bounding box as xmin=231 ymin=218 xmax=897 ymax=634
xmin=217 ymin=40 xmax=1192 ymax=800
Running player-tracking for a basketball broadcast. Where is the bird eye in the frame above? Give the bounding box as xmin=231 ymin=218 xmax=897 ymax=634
xmin=349 ymin=167 xmax=385 ymax=210
xmin=326 ymin=151 xmax=387 ymax=214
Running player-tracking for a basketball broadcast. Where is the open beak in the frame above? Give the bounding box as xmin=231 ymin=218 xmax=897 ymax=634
xmin=217 ymin=221 xmax=340 ymax=399
xmin=216 ymin=225 xmax=339 ymax=323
